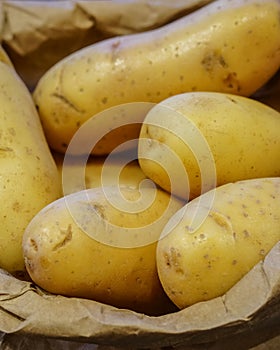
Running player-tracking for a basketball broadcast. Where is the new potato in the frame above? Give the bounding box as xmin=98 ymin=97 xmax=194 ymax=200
xmin=0 ymin=62 xmax=61 ymax=274
xmin=33 ymin=0 xmax=280 ymax=154
xmin=156 ymin=177 xmax=280 ymax=309
xmin=138 ymin=91 xmax=280 ymax=200
xmin=53 ymin=151 xmax=147 ymax=195
xmin=23 ymin=185 xmax=183 ymax=315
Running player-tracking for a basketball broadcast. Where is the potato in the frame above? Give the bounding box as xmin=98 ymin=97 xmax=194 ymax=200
xmin=0 ymin=62 xmax=61 ymax=274
xmin=0 ymin=45 xmax=13 ymax=67
xmin=138 ymin=91 xmax=280 ymax=200
xmin=53 ymin=151 xmax=147 ymax=195
xmin=156 ymin=177 xmax=280 ymax=309
xmin=33 ymin=0 xmax=280 ymax=154
xmin=22 ymin=185 xmax=184 ymax=315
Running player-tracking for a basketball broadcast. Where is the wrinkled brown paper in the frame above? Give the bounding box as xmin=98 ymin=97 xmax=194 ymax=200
xmin=1 ymin=242 xmax=280 ymax=350
xmin=0 ymin=1 xmax=280 ymax=349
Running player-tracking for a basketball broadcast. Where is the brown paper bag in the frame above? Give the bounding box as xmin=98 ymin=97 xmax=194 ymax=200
xmin=1 ymin=242 xmax=280 ymax=349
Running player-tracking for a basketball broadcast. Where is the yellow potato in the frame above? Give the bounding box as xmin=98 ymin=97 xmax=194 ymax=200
xmin=23 ymin=185 xmax=184 ymax=315
xmin=0 ymin=45 xmax=13 ymax=67
xmin=33 ymin=0 xmax=280 ymax=154
xmin=53 ymin=151 xmax=147 ymax=195
xmin=0 ymin=62 xmax=61 ymax=274
xmin=156 ymin=177 xmax=280 ymax=309
xmin=138 ymin=91 xmax=280 ymax=200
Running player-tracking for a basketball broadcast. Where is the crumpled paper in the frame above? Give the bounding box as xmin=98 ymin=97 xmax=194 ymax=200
xmin=1 ymin=242 xmax=280 ymax=349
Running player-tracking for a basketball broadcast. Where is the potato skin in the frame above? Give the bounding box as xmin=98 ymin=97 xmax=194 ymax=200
xmin=138 ymin=91 xmax=280 ymax=200
xmin=33 ymin=0 xmax=280 ymax=154
xmin=156 ymin=177 xmax=280 ymax=309
xmin=0 ymin=62 xmax=61 ymax=274
xmin=23 ymin=186 xmax=183 ymax=315
xmin=0 ymin=45 xmax=13 ymax=67
xmin=53 ymin=151 xmax=147 ymax=195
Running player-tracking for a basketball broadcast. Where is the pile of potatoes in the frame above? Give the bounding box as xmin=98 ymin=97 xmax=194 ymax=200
xmin=0 ymin=0 xmax=280 ymax=316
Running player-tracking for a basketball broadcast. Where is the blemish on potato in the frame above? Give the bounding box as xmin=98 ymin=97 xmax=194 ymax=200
xmin=40 ymin=257 xmax=50 ymax=269
xmin=164 ymin=252 xmax=171 ymax=268
xmin=201 ymin=51 xmax=227 ymax=73
xmin=52 ymin=224 xmax=73 ymax=251
xmin=12 ymin=201 xmax=21 ymax=212
xmin=223 ymin=72 xmax=241 ymax=91
xmin=211 ymin=211 xmax=233 ymax=232
xmin=199 ymin=233 xmax=206 ymax=240
xmin=102 ymin=97 xmax=108 ymax=104
xmin=226 ymin=96 xmax=238 ymax=104
xmin=8 ymin=128 xmax=16 ymax=136
xmin=92 ymin=203 xmax=106 ymax=220
xmin=29 ymin=238 xmax=38 ymax=252
xmin=51 ymin=93 xmax=85 ymax=114
xmin=259 ymin=249 xmax=266 ymax=256
xmin=0 ymin=146 xmax=14 ymax=157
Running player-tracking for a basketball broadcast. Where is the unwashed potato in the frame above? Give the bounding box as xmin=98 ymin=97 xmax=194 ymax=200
xmin=53 ymin=151 xmax=147 ymax=195
xmin=138 ymin=91 xmax=280 ymax=200
xmin=23 ymin=185 xmax=184 ymax=315
xmin=33 ymin=0 xmax=280 ymax=155
xmin=0 ymin=62 xmax=61 ymax=274
xmin=156 ymin=177 xmax=280 ymax=309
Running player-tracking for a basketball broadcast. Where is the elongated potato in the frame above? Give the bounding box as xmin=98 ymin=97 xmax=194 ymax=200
xmin=156 ymin=177 xmax=280 ymax=309
xmin=138 ymin=91 xmax=280 ymax=200
xmin=53 ymin=151 xmax=147 ymax=195
xmin=23 ymin=185 xmax=183 ymax=315
xmin=0 ymin=62 xmax=61 ymax=274
xmin=33 ymin=0 xmax=280 ymax=154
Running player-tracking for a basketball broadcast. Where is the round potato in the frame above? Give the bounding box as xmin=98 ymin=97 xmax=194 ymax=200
xmin=156 ymin=177 xmax=280 ymax=309
xmin=138 ymin=91 xmax=280 ymax=200
xmin=23 ymin=185 xmax=183 ymax=315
